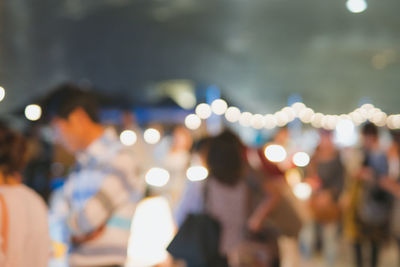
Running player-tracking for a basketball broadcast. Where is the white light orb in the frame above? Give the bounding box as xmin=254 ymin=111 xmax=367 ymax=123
xmin=299 ymin=108 xmax=315 ymax=123
xmin=145 ymin=168 xmax=170 ymax=187
xmin=281 ymin=107 xmax=296 ymax=122
xmin=350 ymin=111 xmax=365 ymax=125
xmin=356 ymin=108 xmax=369 ymax=120
xmin=264 ymin=144 xmax=287 ymax=163
xmin=311 ymin=113 xmax=324 ymax=128
xmin=293 ymin=182 xmax=312 ymax=200
xmin=24 ymin=104 xmax=42 ymax=121
xmin=323 ymin=115 xmax=338 ymax=130
xmin=335 ymin=119 xmax=358 ymax=147
xmin=275 ymin=111 xmax=289 ymax=127
xmin=251 ymin=114 xmax=265 ymax=129
xmin=186 ymin=166 xmax=209 ymax=182
xmin=0 ymin=87 xmax=5 ymax=102
xmin=144 ymin=128 xmax=161 ymax=144
xmin=225 ymin=106 xmax=241 ymax=123
xmin=120 ymin=130 xmax=137 ymax=146
xmin=185 ymin=114 xmax=201 ymax=130
xmin=367 ymin=108 xmax=381 ymax=120
xmin=388 ymin=115 xmax=400 ymax=129
xmin=291 ymin=102 xmax=306 ymax=115
xmin=195 ymin=103 xmax=212 ymax=119
xmin=292 ymin=152 xmax=310 ymax=167
xmin=346 ymin=0 xmax=368 ymax=13
xmin=264 ymin=114 xmax=277 ymax=129
xmin=211 ymin=99 xmax=228 ymax=115
xmin=371 ymin=112 xmax=387 ymax=127
xmin=239 ymin=112 xmax=253 ymax=127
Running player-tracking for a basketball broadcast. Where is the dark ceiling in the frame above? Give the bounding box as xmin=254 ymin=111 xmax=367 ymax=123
xmin=1 ymin=0 xmax=399 ymax=116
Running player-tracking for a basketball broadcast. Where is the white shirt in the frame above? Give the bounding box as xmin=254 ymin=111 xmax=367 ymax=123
xmin=0 ymin=184 xmax=50 ymax=267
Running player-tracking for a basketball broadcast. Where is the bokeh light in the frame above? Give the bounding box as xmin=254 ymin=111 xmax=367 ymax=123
xmin=25 ymin=104 xmax=42 ymax=121
xmin=346 ymin=0 xmax=368 ymax=13
xmin=292 ymin=152 xmax=310 ymax=167
xmin=120 ymin=130 xmax=137 ymax=146
xmin=186 ymin=166 xmax=209 ymax=182
xmin=211 ymin=99 xmax=228 ymax=115
xmin=0 ymin=87 xmax=5 ymax=102
xmin=145 ymin=168 xmax=170 ymax=187
xmin=144 ymin=128 xmax=161 ymax=144
xmin=293 ymin=182 xmax=312 ymax=200
xmin=264 ymin=144 xmax=287 ymax=163
xmin=185 ymin=114 xmax=201 ymax=130
xmin=195 ymin=103 xmax=212 ymax=119
xmin=225 ymin=106 xmax=241 ymax=123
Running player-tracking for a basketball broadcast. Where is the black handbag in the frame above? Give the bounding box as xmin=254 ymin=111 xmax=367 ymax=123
xmin=167 ymin=182 xmax=228 ymax=267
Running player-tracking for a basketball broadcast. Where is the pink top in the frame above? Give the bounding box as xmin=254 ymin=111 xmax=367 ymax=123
xmin=0 ymin=185 xmax=50 ymax=267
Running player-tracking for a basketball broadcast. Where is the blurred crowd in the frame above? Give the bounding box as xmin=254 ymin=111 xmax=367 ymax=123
xmin=1 ymin=84 xmax=400 ymax=267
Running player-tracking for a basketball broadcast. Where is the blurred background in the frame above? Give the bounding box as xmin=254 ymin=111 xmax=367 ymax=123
xmin=1 ymin=1 xmax=400 ymax=267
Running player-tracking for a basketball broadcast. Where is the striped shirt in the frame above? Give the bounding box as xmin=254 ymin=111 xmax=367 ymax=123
xmin=58 ymin=128 xmax=143 ymax=266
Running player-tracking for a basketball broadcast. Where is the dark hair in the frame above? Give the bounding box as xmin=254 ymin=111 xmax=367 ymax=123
xmin=206 ymin=130 xmax=244 ymax=186
xmin=361 ymin=122 xmax=378 ymax=137
xmin=0 ymin=123 xmax=27 ymax=176
xmin=41 ymin=83 xmax=99 ymax=123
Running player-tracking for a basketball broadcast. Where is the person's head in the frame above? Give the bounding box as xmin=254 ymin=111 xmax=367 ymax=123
xmin=42 ymin=83 xmax=103 ymax=153
xmin=0 ymin=123 xmax=27 ymax=182
xmin=206 ymin=130 xmax=245 ymax=186
xmin=172 ymin=125 xmax=193 ymax=152
xmin=361 ymin=122 xmax=379 ymax=150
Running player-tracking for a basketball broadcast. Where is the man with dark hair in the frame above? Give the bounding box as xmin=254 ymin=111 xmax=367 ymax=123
xmin=43 ymin=83 xmax=143 ymax=267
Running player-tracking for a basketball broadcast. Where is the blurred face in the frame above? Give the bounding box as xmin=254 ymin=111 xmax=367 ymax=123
xmin=51 ymin=109 xmax=87 ymax=153
xmin=362 ymin=134 xmax=377 ymax=150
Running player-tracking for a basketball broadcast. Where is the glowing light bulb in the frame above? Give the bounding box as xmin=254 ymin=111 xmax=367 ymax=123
xmin=275 ymin=111 xmax=289 ymax=127
xmin=239 ymin=112 xmax=253 ymax=127
xmin=311 ymin=113 xmax=324 ymax=128
xmin=0 ymin=87 xmax=5 ymax=102
xmin=291 ymin=102 xmax=306 ymax=115
xmin=299 ymin=108 xmax=315 ymax=123
xmin=335 ymin=119 xmax=357 ymax=147
xmin=225 ymin=106 xmax=241 ymax=123
xmin=186 ymin=166 xmax=209 ymax=182
xmin=195 ymin=103 xmax=212 ymax=119
xmin=120 ymin=130 xmax=137 ymax=146
xmin=281 ymin=107 xmax=296 ymax=122
xmin=145 ymin=168 xmax=170 ymax=187
xmin=24 ymin=104 xmax=42 ymax=121
xmin=251 ymin=114 xmax=265 ymax=129
xmin=211 ymin=99 xmax=228 ymax=115
xmin=144 ymin=128 xmax=161 ymax=144
xmin=292 ymin=152 xmax=310 ymax=167
xmin=185 ymin=114 xmax=201 ymax=130
xmin=293 ymin=183 xmax=312 ymax=200
xmin=264 ymin=114 xmax=277 ymax=129
xmin=264 ymin=144 xmax=287 ymax=163
xmin=346 ymin=0 xmax=368 ymax=13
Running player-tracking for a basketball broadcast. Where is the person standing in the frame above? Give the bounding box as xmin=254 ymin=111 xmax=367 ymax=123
xmin=0 ymin=123 xmax=50 ymax=267
xmin=42 ymin=84 xmax=143 ymax=267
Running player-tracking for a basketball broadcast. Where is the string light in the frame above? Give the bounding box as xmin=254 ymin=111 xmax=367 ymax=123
xmin=195 ymin=103 xmax=212 ymax=119
xmin=189 ymin=99 xmax=400 ymax=130
xmin=185 ymin=114 xmax=201 ymax=130
xmin=264 ymin=144 xmax=287 ymax=163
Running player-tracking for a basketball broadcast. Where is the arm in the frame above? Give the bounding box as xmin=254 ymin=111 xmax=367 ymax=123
xmin=248 ymin=178 xmax=282 ymax=232
xmin=174 ymin=180 xmax=205 ymax=228
xmin=67 ymin=169 xmax=134 ymax=238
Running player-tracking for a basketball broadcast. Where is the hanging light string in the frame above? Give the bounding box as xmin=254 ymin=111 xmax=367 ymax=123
xmin=185 ymin=99 xmax=400 ymax=130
